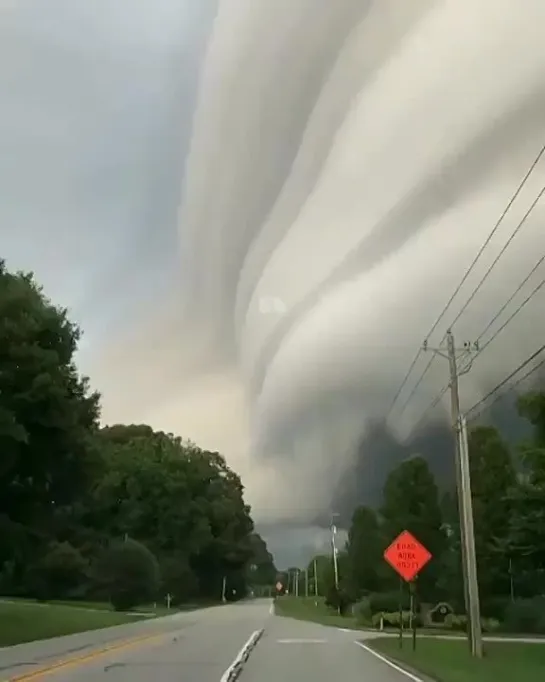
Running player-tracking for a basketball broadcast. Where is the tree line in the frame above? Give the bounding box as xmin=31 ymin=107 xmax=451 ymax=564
xmin=0 ymin=260 xmax=276 ymax=609
xmin=288 ymin=388 xmax=545 ymax=632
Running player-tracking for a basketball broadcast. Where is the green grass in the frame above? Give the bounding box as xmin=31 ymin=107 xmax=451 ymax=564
xmin=0 ymin=600 xmax=148 ymax=646
xmin=275 ymin=596 xmax=364 ymax=629
xmin=369 ymin=637 xmax=545 ymax=682
xmin=274 ymin=597 xmax=464 ymax=636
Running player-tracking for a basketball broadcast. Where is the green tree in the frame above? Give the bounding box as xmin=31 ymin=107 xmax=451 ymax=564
xmin=0 ymin=260 xmax=273 ymax=605
xmin=0 ymin=261 xmax=100 ymax=586
xmin=466 ymin=425 xmax=516 ymax=599
xmin=380 ymin=456 xmax=445 ymax=598
xmin=26 ymin=541 xmax=88 ymax=601
xmin=346 ymin=506 xmax=384 ymax=596
xmin=247 ymin=533 xmax=277 ymax=587
xmin=93 ymin=538 xmax=160 ymax=611
xmin=500 ymin=391 xmax=545 ymax=596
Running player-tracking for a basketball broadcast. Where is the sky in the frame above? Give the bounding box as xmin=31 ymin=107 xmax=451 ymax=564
xmin=2 ymin=0 xmax=545 ymax=567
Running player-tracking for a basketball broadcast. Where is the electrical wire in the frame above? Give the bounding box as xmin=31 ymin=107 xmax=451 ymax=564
xmin=475 ymin=253 xmax=545 ymax=343
xmin=410 ymin=382 xmax=450 ymax=434
xmin=385 ymin=143 xmax=545 ymax=423
xmin=465 ymin=343 xmax=545 ymax=422
xmin=474 ymin=276 xmax=545 ymax=355
xmin=447 ymin=183 xmax=545 ymax=331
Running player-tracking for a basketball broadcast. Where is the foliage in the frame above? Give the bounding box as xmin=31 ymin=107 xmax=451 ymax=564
xmin=26 ymin=542 xmax=88 ymax=601
xmin=368 ymin=590 xmax=410 ymax=614
xmin=380 ymin=456 xmax=446 ymax=598
xmin=501 ymin=597 xmax=545 ymax=635
xmin=341 ymin=387 xmax=545 ymax=634
xmin=345 ymin=506 xmax=384 ymax=597
xmin=92 ymin=539 xmax=160 ymax=611
xmin=0 ymin=260 xmax=275 ymax=606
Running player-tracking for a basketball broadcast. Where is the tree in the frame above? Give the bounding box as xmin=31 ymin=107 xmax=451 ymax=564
xmin=246 ymin=533 xmax=277 ymax=588
xmin=466 ymin=425 xmax=516 ymax=599
xmin=93 ymin=539 xmax=160 ymax=611
xmin=0 ymin=261 xmax=100 ymax=582
xmin=346 ymin=506 xmax=384 ymax=596
xmin=380 ymin=456 xmax=445 ymax=598
xmin=26 ymin=541 xmax=88 ymax=601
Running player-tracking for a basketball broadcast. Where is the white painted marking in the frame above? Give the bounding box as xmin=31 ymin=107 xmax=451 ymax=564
xmin=354 ymin=641 xmax=424 ymax=682
xmin=277 ymin=638 xmax=328 ymax=644
xmin=220 ymin=630 xmax=262 ymax=682
xmin=269 ymin=602 xmax=274 ymax=615
xmin=338 ymin=627 xmax=352 ymax=633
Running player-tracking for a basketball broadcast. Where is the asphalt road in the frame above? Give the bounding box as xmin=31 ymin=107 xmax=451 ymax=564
xmin=0 ymin=600 xmax=421 ymax=682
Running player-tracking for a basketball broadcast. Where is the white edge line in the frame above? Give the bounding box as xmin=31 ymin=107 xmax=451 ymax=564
xmin=220 ymin=629 xmax=262 ymax=682
xmin=354 ymin=641 xmax=424 ymax=682
xmin=277 ymin=638 xmax=328 ymax=644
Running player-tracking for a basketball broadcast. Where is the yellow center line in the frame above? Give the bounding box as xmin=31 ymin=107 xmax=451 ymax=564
xmin=7 ymin=631 xmax=169 ymax=682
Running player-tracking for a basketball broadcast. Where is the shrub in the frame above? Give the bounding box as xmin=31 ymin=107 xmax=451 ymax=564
xmin=481 ymin=596 xmax=511 ymax=620
xmin=368 ymin=591 xmax=410 ymax=615
xmin=502 ymin=597 xmax=545 ymax=634
xmin=325 ymin=585 xmax=352 ymax=615
xmin=481 ymin=617 xmax=500 ymax=633
xmin=26 ymin=542 xmax=88 ymax=601
xmin=371 ymin=610 xmax=422 ymax=629
xmin=444 ymin=613 xmax=467 ymax=631
xmin=92 ymin=539 xmax=160 ymax=611
xmin=353 ymin=598 xmax=372 ymax=625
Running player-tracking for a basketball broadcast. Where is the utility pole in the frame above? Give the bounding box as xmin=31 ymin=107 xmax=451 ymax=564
xmin=305 ymin=568 xmax=309 ymax=597
xmin=424 ymin=329 xmax=483 ymax=658
xmin=314 ymin=558 xmax=319 ymax=597
xmin=331 ymin=514 xmax=340 ymax=591
xmin=295 ymin=569 xmax=299 ymax=597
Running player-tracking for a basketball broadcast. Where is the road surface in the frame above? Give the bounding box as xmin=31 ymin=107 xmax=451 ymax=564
xmin=0 ymin=600 xmax=422 ymax=682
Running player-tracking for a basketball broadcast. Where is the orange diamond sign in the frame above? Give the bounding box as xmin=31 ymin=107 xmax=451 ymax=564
xmin=383 ymin=530 xmax=432 ymax=582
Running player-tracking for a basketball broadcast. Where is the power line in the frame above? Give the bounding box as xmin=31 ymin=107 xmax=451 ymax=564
xmin=447 ymin=183 xmax=545 ymax=331
xmin=467 ymin=357 xmax=545 ymax=424
xmin=411 ymin=382 xmax=450 ymax=434
xmin=401 ymin=182 xmax=544 ymax=419
xmin=474 ymin=276 xmax=545 ymax=355
xmin=386 ymin=143 xmax=545 ymax=422
xmin=465 ymin=343 xmax=545 ymax=422
xmin=475 ymin=252 xmax=545 ymax=343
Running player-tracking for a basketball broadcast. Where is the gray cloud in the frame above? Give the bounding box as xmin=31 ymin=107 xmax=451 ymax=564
xmin=177 ymin=0 xmax=545 ymax=530
xmin=3 ymin=1 xmax=545 ymax=566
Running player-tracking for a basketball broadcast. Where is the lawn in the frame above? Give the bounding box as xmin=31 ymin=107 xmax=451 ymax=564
xmin=274 ymin=597 xmax=463 ymax=636
xmin=275 ymin=596 xmax=365 ymax=629
xmin=368 ymin=636 xmax=545 ymax=682
xmin=0 ymin=600 xmax=147 ymax=646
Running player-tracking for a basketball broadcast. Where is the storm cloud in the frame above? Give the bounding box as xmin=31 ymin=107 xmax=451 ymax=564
xmin=2 ymin=1 xmax=545 ymax=565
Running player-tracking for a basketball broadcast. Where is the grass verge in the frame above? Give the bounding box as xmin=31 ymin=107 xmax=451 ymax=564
xmin=274 ymin=596 xmax=364 ymax=629
xmin=274 ymin=597 xmax=463 ymax=636
xmin=368 ymin=636 xmax=545 ymax=682
xmin=0 ymin=600 xmax=147 ymax=646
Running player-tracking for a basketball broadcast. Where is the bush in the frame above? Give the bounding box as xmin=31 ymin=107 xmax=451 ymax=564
xmin=353 ymin=598 xmax=372 ymax=625
xmin=481 ymin=596 xmax=511 ymax=620
xmin=481 ymin=617 xmax=500 ymax=633
xmin=368 ymin=591 xmax=410 ymax=615
xmin=501 ymin=597 xmax=545 ymax=634
xmin=371 ymin=610 xmax=422 ymax=629
xmin=325 ymin=585 xmax=352 ymax=615
xmin=444 ymin=613 xmax=467 ymax=631
xmin=92 ymin=539 xmax=160 ymax=611
xmin=26 ymin=542 xmax=88 ymax=601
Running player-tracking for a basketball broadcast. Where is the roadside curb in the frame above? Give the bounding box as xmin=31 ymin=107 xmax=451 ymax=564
xmin=222 ymin=629 xmax=264 ymax=682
